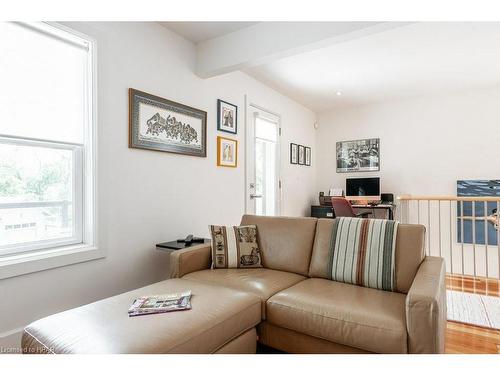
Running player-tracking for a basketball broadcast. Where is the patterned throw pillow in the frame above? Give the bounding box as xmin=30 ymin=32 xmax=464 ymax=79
xmin=209 ymin=225 xmax=262 ymax=269
xmin=328 ymin=217 xmax=399 ymax=292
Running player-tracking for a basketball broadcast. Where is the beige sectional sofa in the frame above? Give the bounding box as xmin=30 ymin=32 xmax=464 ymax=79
xmin=22 ymin=214 xmax=446 ymax=354
xmin=173 ymin=215 xmax=447 ymax=354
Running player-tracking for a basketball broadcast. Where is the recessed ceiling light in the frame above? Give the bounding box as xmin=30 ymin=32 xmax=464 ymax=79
xmin=336 ymin=91 xmax=342 ymax=96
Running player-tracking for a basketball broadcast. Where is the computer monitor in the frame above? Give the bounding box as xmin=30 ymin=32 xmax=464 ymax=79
xmin=346 ymin=177 xmax=380 ymax=201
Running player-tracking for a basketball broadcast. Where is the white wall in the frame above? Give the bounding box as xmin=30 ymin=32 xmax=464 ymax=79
xmin=316 ymin=87 xmax=500 ymax=196
xmin=0 ymin=22 xmax=316 ymax=348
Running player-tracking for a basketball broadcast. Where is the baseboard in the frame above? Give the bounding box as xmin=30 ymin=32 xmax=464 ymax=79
xmin=0 ymin=327 xmax=23 ymax=354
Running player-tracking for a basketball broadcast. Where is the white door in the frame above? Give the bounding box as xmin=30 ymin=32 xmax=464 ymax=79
xmin=245 ymin=102 xmax=281 ymax=216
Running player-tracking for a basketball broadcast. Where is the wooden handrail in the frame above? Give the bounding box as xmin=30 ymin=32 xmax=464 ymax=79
xmin=397 ymin=195 xmax=500 ymax=202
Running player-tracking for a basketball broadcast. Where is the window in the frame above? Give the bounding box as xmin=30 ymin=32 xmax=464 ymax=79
xmin=0 ymin=22 xmax=96 ymax=263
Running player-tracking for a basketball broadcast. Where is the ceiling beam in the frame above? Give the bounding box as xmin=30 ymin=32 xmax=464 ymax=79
xmin=196 ymin=22 xmax=413 ymax=78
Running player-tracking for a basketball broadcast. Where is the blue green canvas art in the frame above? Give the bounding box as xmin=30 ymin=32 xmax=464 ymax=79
xmin=457 ymin=180 xmax=499 ymax=245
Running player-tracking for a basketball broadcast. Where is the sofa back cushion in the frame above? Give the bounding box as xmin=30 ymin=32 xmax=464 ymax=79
xmin=309 ymin=219 xmax=425 ymax=293
xmin=240 ymin=215 xmax=317 ymax=276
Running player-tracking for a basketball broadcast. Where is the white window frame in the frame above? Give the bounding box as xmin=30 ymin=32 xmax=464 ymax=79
xmin=0 ymin=22 xmax=100 ymax=279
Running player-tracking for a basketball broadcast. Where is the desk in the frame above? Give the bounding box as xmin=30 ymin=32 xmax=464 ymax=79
xmin=311 ymin=204 xmax=395 ymax=220
xmin=351 ymin=204 xmax=395 ymax=220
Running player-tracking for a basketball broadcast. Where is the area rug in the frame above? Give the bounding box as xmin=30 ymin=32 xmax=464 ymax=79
xmin=447 ymin=290 xmax=500 ymax=330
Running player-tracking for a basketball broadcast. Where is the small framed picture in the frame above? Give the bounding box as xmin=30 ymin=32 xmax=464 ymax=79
xmin=298 ymin=145 xmax=305 ymax=165
xmin=305 ymin=147 xmax=311 ymax=166
xmin=217 ymin=136 xmax=238 ymax=168
xmin=217 ymin=99 xmax=238 ymax=134
xmin=290 ymin=143 xmax=298 ymax=164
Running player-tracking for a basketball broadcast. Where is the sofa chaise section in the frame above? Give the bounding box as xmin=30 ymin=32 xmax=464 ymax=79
xmin=22 ymin=279 xmax=261 ymax=354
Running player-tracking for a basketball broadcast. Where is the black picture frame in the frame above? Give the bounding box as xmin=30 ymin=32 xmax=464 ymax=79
xmin=290 ymin=143 xmax=298 ymax=164
xmin=305 ymin=147 xmax=311 ymax=166
xmin=298 ymin=145 xmax=305 ymax=165
xmin=336 ymin=138 xmax=380 ymax=173
xmin=129 ymin=88 xmax=207 ymax=157
xmin=217 ymin=99 xmax=238 ymax=134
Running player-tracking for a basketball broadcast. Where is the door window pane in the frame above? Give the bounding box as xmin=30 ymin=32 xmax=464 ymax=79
xmin=255 ymin=117 xmax=278 ymax=142
xmin=255 ymin=117 xmax=278 ymax=216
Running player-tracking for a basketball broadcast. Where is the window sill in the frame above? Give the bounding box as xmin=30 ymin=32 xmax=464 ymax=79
xmin=0 ymin=243 xmax=104 ymax=280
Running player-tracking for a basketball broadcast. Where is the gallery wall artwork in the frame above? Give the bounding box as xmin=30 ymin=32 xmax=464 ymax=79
xmin=457 ymin=180 xmax=499 ymax=245
xmin=290 ymin=143 xmax=298 ymax=164
xmin=217 ymin=99 xmax=238 ymax=134
xmin=129 ymin=88 xmax=207 ymax=157
xmin=336 ymin=138 xmax=379 ymax=173
xmin=298 ymin=145 xmax=305 ymax=165
xmin=217 ymin=136 xmax=238 ymax=168
xmin=290 ymin=143 xmax=311 ymax=166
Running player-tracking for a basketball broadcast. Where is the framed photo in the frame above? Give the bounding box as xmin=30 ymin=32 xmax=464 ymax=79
xmin=336 ymin=138 xmax=379 ymax=173
xmin=217 ymin=136 xmax=238 ymax=168
xmin=298 ymin=145 xmax=305 ymax=165
xmin=305 ymin=147 xmax=311 ymax=166
xmin=217 ymin=99 xmax=238 ymax=134
xmin=290 ymin=143 xmax=298 ymax=164
xmin=129 ymin=88 xmax=206 ymax=157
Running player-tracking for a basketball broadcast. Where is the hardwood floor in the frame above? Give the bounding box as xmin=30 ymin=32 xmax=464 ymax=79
xmin=445 ymin=274 xmax=500 ymax=354
xmin=446 ymin=321 xmax=500 ymax=354
xmin=446 ymin=274 xmax=499 ymax=297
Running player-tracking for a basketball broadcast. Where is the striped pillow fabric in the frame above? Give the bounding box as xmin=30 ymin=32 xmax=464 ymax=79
xmin=328 ymin=217 xmax=399 ymax=292
xmin=209 ymin=225 xmax=262 ymax=269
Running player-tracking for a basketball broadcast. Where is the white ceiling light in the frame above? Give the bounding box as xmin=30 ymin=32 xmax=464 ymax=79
xmin=336 ymin=91 xmax=342 ymax=96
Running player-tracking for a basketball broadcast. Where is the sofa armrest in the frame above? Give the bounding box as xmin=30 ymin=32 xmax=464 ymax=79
xmin=405 ymin=256 xmax=447 ymax=354
xmin=169 ymin=243 xmax=212 ymax=278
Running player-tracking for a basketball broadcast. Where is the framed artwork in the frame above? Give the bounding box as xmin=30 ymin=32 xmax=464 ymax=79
xmin=457 ymin=180 xmax=499 ymax=246
xmin=298 ymin=145 xmax=305 ymax=165
xmin=217 ymin=99 xmax=238 ymax=134
xmin=305 ymin=147 xmax=311 ymax=166
xmin=129 ymin=88 xmax=207 ymax=157
xmin=217 ymin=136 xmax=238 ymax=168
xmin=290 ymin=143 xmax=298 ymax=164
xmin=336 ymin=138 xmax=379 ymax=173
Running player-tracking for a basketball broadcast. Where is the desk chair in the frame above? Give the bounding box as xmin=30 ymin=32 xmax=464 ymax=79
xmin=331 ymin=197 xmax=371 ymax=218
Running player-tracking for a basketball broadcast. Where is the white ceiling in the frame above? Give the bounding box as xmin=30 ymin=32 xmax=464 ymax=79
xmin=244 ymin=22 xmax=500 ymax=112
xmin=160 ymin=22 xmax=258 ymax=43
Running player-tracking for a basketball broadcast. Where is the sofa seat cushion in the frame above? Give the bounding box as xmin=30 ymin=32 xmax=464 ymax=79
xmin=182 ymin=268 xmax=305 ymax=319
xmin=22 ymin=279 xmax=261 ymax=354
xmin=266 ymin=278 xmax=408 ymax=353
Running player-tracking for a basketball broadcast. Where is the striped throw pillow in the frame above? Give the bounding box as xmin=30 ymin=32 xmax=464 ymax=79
xmin=328 ymin=217 xmax=399 ymax=292
xmin=209 ymin=225 xmax=262 ymax=269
